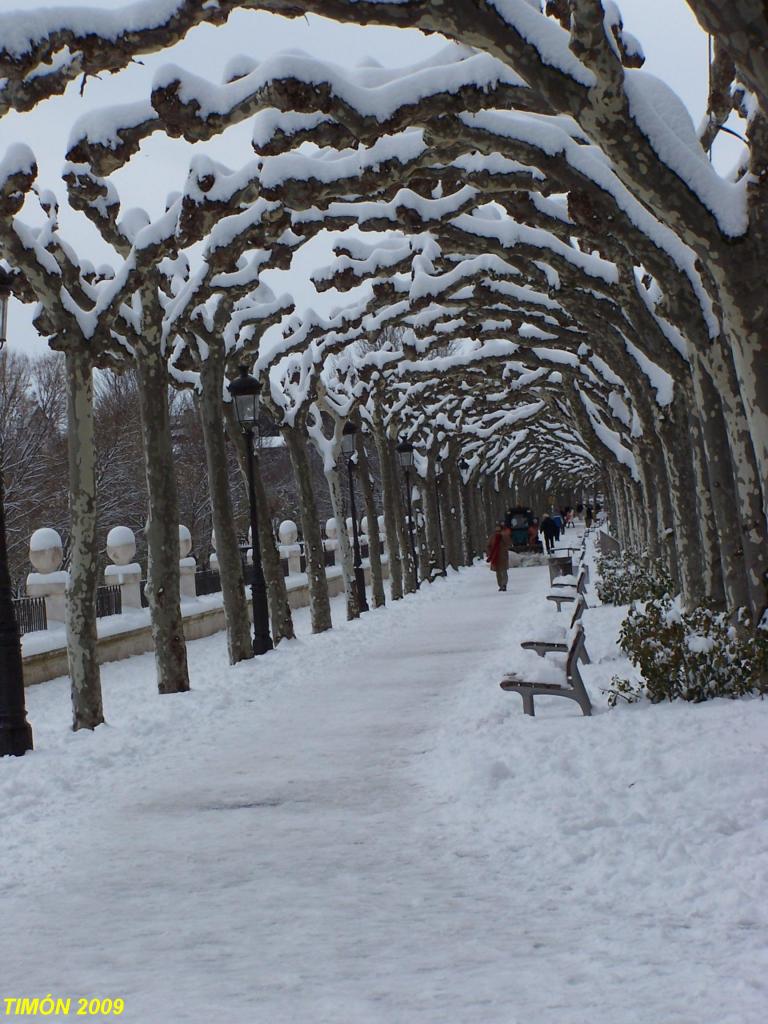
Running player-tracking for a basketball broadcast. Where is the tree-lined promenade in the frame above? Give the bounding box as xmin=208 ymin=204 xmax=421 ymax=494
xmin=0 ymin=0 xmax=766 ymax=746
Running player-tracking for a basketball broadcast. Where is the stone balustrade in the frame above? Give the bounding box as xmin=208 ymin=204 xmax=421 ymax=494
xmin=17 ymin=518 xmax=388 ymax=686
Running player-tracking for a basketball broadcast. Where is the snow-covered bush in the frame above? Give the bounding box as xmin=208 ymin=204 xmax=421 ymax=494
xmin=607 ymin=598 xmax=768 ymax=706
xmin=596 ymin=549 xmax=672 ymax=605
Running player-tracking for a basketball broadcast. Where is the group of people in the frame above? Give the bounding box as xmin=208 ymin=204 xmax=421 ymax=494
xmin=539 ymin=506 xmax=577 ymax=553
xmin=486 ymin=502 xmax=589 ymax=589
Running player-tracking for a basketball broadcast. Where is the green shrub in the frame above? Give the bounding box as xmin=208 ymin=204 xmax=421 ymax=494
xmin=596 ymin=549 xmax=673 ymax=605
xmin=607 ymin=597 xmax=768 ymax=706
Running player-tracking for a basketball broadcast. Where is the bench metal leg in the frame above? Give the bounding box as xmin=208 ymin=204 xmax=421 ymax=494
xmin=521 ymin=690 xmax=535 ymax=716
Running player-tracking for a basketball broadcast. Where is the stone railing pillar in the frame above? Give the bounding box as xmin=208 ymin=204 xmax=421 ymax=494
xmin=278 ymin=520 xmax=302 ymax=574
xmin=105 ymin=526 xmax=141 ymax=608
xmin=325 ymin=518 xmax=341 ymax=566
xmin=26 ymin=528 xmax=68 ymax=623
xmin=179 ymin=524 xmax=197 ymax=599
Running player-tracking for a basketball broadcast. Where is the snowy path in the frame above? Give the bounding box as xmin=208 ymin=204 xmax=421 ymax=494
xmin=2 ymin=559 xmax=767 ymax=1023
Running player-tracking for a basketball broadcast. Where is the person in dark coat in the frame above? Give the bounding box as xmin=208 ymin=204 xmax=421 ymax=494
xmin=540 ymin=514 xmax=558 ymax=554
xmin=551 ymin=509 xmax=563 ymax=539
xmin=585 ymin=504 xmax=594 ymax=529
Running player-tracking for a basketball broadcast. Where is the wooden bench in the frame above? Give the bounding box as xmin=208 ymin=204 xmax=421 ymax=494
xmin=501 ymin=624 xmax=592 ymax=716
xmin=552 ymin=545 xmax=583 ymax=557
xmin=548 ymin=555 xmax=573 ymax=584
xmin=520 ymin=595 xmax=589 ymax=661
xmin=547 ymin=566 xmax=588 ymax=612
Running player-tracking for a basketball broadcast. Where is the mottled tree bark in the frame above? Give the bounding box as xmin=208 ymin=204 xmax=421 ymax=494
xmin=325 ymin=463 xmax=360 ymax=620
xmin=438 ymin=464 xmax=462 ymax=571
xmin=421 ymin=456 xmax=442 ymax=582
xmin=199 ymin=357 xmax=253 ymax=664
xmin=354 ymin=428 xmax=386 ymax=608
xmin=64 ymin=348 xmax=104 ymax=730
xmin=656 ymin=409 xmax=706 ymax=606
xmin=704 ymin=344 xmax=768 ymax=619
xmin=254 ymin=447 xmax=294 ymax=642
xmin=135 ymin=351 xmax=189 ymax=694
xmin=471 ymin=483 xmax=487 ymax=557
xmin=370 ymin=406 xmax=404 ymax=600
xmin=690 ymin=354 xmax=752 ymax=612
xmin=458 ymin=479 xmax=475 ymax=565
xmin=688 ymin=403 xmax=724 ymax=606
xmin=282 ymin=422 xmax=332 ymax=632
xmin=392 ymin=455 xmax=419 ymax=594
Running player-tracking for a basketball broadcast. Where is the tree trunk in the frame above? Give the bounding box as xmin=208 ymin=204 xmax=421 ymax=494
xmin=354 ymin=428 xmax=386 ymax=608
xmin=421 ymin=459 xmax=442 ymax=582
xmin=325 ymin=463 xmax=360 ymax=619
xmin=703 ymin=342 xmax=768 ymax=619
xmin=686 ymin=399 xmax=725 ymax=606
xmin=458 ymin=479 xmax=475 ymax=565
xmin=64 ymin=348 xmax=104 ymax=730
xmin=370 ymin=407 xmax=404 ymax=600
xmin=655 ymin=409 xmax=706 ymax=606
xmin=438 ymin=465 xmax=462 ymax=570
xmin=135 ymin=352 xmax=189 ymax=694
xmin=199 ymin=356 xmax=253 ymax=664
xmin=225 ymin=404 xmax=294 ymax=643
xmin=690 ymin=354 xmax=752 ymax=613
xmin=471 ymin=482 xmax=487 ymax=556
xmin=282 ymin=423 xmax=332 ymax=632
xmin=393 ymin=462 xmax=419 ymax=594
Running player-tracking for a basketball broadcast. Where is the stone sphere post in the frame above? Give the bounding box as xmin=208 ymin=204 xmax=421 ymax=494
xmin=26 ymin=529 xmax=67 ymax=623
xmin=105 ymin=526 xmax=141 ymax=609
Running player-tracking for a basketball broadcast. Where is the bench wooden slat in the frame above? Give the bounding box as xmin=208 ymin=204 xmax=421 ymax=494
xmin=521 ymin=597 xmax=589 ymax=660
xmin=520 ymin=640 xmax=568 ymax=655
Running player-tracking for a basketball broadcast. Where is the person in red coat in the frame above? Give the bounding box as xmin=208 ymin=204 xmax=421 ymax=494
xmin=486 ymin=523 xmax=512 ymax=591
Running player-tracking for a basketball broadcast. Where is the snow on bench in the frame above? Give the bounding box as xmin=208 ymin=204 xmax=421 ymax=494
xmin=500 ymin=624 xmax=592 ymax=717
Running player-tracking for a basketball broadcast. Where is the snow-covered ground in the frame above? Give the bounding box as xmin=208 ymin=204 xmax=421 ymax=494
xmin=1 ymin=547 xmax=766 ymax=1023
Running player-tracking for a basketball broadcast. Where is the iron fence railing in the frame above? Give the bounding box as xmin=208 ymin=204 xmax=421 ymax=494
xmin=12 ymin=596 xmax=47 ymax=635
xmin=195 ymin=569 xmax=222 ymax=596
xmin=96 ymin=584 xmax=122 ymax=618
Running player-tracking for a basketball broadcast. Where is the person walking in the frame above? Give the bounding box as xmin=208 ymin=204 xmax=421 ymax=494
xmin=551 ymin=508 xmax=563 ymax=539
xmin=540 ymin=514 xmax=558 ymax=554
xmin=527 ymin=517 xmax=540 ymax=550
xmin=585 ymin=504 xmax=594 ymax=530
xmin=486 ymin=523 xmax=511 ymax=591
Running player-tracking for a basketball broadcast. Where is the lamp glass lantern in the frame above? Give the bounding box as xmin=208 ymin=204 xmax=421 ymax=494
xmin=228 ymin=366 xmax=260 ymax=432
xmin=341 ymin=421 xmax=357 ymax=458
xmin=396 ymin=439 xmax=414 ymax=470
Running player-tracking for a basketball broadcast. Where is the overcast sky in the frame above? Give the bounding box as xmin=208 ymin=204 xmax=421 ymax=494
xmin=0 ymin=0 xmax=741 ymax=354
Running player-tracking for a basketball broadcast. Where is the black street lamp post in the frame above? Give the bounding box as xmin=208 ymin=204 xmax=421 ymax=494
xmin=341 ymin=422 xmax=369 ymax=613
xmin=228 ymin=366 xmax=273 ymax=656
xmin=395 ymin=439 xmax=420 ymax=586
xmin=434 ymin=460 xmax=447 ymax=577
xmin=0 ymin=270 xmax=33 ymax=756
